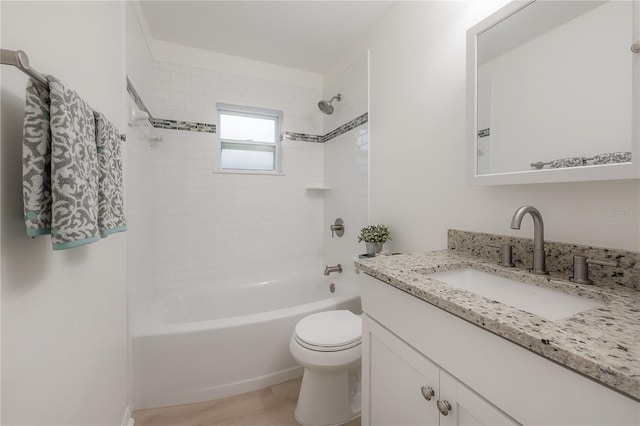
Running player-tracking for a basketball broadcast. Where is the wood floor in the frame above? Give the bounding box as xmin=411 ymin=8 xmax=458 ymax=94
xmin=133 ymin=378 xmax=361 ymax=426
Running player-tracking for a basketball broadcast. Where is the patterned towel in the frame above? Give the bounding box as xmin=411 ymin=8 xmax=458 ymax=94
xmin=549 ymin=156 xmax=585 ymax=169
xmin=48 ymin=76 xmax=101 ymax=250
xmin=591 ymin=151 xmax=632 ymax=165
xmin=94 ymin=112 xmax=127 ymax=237
xmin=22 ymin=78 xmax=52 ymax=236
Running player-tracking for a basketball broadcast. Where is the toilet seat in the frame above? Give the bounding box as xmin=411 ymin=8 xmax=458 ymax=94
xmin=294 ymin=310 xmax=362 ymax=352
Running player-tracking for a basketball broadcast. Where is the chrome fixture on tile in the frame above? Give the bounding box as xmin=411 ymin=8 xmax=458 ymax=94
xmin=488 ymin=244 xmax=515 ymax=267
xmin=324 ymin=264 xmax=342 ymax=276
xmin=510 ymin=205 xmax=548 ymax=275
xmin=318 ymin=93 xmax=341 ymax=115
xmin=570 ymin=255 xmax=618 ymax=285
xmin=329 ymin=283 xmax=336 ymax=293
xmin=330 ymin=218 xmax=345 ymax=238
xmin=2 ymin=48 xmax=126 ymax=141
xmin=631 ymin=40 xmax=640 ymax=53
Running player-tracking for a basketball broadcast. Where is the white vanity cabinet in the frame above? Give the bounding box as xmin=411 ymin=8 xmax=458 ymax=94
xmin=364 ymin=314 xmax=517 ymax=425
xmin=360 ymin=272 xmax=640 ymax=426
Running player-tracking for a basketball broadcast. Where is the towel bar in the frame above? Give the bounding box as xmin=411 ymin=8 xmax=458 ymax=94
xmin=1 ymin=48 xmax=127 ymax=142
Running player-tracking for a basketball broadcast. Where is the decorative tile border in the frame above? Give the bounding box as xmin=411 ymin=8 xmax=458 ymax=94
xmin=282 ymin=132 xmax=324 ymax=143
xmin=477 ymin=128 xmax=490 ymax=138
xmin=283 ymin=112 xmax=369 ymax=143
xmin=127 ymin=76 xmax=216 ymax=134
xmin=152 ymin=118 xmax=216 ymax=133
xmin=323 ymin=112 xmax=368 ymax=142
xmin=448 ymin=229 xmax=640 ymax=290
xmin=127 ymin=76 xmax=366 ymax=139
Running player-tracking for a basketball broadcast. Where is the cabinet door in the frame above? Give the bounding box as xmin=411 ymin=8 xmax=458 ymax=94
xmin=363 ymin=315 xmax=440 ymax=426
xmin=439 ymin=371 xmax=519 ymax=426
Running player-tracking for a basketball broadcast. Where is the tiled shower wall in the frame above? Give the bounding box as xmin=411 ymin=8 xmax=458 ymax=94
xmin=322 ymin=54 xmax=369 ymax=287
xmin=126 ymin=2 xmax=369 ymax=294
xmin=149 ymin=62 xmax=325 ymax=290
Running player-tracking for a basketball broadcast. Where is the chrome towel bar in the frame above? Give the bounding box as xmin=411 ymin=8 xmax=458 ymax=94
xmin=1 ymin=48 xmax=126 ymax=141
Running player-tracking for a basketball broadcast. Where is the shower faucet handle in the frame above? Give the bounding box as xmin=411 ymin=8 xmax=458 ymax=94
xmin=330 ymin=218 xmax=345 ymax=238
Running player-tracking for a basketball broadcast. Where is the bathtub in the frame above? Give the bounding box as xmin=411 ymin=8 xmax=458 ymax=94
xmin=132 ymin=277 xmax=361 ymax=409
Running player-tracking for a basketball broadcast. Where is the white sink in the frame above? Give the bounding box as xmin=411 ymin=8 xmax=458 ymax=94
xmin=426 ymin=268 xmax=601 ymax=320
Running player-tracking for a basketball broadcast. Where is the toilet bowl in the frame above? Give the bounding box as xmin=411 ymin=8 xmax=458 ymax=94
xmin=290 ymin=310 xmax=362 ymax=426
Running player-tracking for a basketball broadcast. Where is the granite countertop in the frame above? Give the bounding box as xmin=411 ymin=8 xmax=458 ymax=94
xmin=355 ymin=250 xmax=640 ymax=401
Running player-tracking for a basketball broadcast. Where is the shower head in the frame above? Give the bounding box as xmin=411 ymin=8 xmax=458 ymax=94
xmin=318 ymin=93 xmax=342 ymax=115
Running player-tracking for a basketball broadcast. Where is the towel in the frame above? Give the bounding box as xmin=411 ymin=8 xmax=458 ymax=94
xmin=549 ymin=156 xmax=585 ymax=169
xmin=591 ymin=151 xmax=632 ymax=165
xmin=22 ymin=78 xmax=53 ymax=236
xmin=48 ymin=76 xmax=101 ymax=250
xmin=94 ymin=111 xmax=127 ymax=237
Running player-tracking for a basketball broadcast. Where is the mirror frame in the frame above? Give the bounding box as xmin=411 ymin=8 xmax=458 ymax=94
xmin=467 ymin=0 xmax=640 ymax=185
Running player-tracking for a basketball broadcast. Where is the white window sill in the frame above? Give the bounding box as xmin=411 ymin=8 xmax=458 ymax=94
xmin=212 ymin=169 xmax=285 ymax=176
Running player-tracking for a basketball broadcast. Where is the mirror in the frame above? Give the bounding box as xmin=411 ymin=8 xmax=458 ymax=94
xmin=467 ymin=0 xmax=640 ymax=185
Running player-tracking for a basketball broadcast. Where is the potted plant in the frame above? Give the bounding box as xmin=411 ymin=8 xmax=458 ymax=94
xmin=358 ymin=224 xmax=391 ymax=257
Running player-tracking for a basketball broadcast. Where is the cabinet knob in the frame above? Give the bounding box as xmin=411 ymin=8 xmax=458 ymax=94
xmin=420 ymin=385 xmax=435 ymax=401
xmin=437 ymin=399 xmax=452 ymax=416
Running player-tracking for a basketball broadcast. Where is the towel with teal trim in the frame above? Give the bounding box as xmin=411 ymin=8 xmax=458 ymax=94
xmin=94 ymin=112 xmax=127 ymax=237
xmin=48 ymin=76 xmax=101 ymax=250
xmin=22 ymin=78 xmax=52 ymax=236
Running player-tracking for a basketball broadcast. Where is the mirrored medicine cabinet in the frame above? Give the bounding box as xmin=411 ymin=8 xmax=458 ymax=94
xmin=466 ymin=0 xmax=640 ymax=185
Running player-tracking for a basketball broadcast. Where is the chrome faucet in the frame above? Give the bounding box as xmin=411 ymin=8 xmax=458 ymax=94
xmin=324 ymin=264 xmax=342 ymax=276
xmin=510 ymin=205 xmax=548 ymax=275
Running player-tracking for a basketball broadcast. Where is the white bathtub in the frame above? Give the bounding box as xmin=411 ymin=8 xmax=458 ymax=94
xmin=132 ymin=277 xmax=361 ymax=409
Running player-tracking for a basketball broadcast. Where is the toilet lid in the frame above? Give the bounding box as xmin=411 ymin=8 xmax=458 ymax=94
xmin=294 ymin=310 xmax=362 ymax=350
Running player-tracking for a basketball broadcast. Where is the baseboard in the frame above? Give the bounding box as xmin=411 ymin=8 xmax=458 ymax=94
xmin=121 ymin=406 xmax=134 ymax=426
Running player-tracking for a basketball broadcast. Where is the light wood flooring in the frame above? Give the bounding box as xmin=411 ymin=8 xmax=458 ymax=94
xmin=133 ymin=378 xmax=361 ymax=426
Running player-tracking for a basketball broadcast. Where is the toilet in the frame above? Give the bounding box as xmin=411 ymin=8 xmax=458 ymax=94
xmin=290 ymin=310 xmax=362 ymax=426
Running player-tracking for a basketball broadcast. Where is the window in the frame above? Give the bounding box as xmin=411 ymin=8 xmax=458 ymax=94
xmin=217 ymin=103 xmax=283 ymax=173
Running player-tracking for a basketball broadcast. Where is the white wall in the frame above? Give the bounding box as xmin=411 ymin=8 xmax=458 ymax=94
xmin=1 ymin=2 xmax=129 ymax=425
xmin=149 ymin=61 xmax=325 ymax=291
xmin=366 ymin=1 xmax=640 ymax=254
xmin=322 ymin=53 xmax=369 ymax=289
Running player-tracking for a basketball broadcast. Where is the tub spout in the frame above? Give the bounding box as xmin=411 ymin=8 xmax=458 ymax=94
xmin=324 ymin=264 xmax=342 ymax=276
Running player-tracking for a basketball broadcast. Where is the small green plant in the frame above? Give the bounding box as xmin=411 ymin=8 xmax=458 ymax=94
xmin=357 ymin=224 xmax=391 ymax=244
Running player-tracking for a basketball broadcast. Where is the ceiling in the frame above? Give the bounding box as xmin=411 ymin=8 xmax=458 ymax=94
xmin=139 ymin=1 xmax=394 ymax=74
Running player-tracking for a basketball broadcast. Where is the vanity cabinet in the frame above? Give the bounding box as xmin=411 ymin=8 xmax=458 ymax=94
xmin=364 ymin=314 xmax=517 ymax=426
xmin=360 ymin=272 xmax=640 ymax=425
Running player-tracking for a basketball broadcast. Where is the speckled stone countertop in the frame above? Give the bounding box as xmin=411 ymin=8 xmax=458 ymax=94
xmin=355 ymin=250 xmax=640 ymax=401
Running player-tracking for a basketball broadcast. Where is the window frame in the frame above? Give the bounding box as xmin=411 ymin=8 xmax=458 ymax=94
xmin=216 ymin=103 xmax=283 ymax=174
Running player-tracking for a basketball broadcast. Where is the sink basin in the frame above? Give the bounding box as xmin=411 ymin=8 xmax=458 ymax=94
xmin=426 ymin=268 xmax=601 ymax=320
